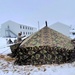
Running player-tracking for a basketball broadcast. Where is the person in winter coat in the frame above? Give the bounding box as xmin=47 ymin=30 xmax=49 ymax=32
xmin=17 ymin=32 xmax=25 ymax=43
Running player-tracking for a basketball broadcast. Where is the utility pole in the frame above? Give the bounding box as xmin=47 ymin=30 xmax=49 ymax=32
xmin=38 ymin=21 xmax=40 ymax=31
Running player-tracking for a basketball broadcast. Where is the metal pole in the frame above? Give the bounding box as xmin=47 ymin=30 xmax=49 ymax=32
xmin=38 ymin=21 xmax=40 ymax=31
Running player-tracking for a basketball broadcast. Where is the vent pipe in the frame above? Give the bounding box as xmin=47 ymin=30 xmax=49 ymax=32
xmin=45 ymin=21 xmax=47 ymax=27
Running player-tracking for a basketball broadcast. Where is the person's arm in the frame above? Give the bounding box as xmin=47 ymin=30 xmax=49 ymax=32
xmin=20 ymin=35 xmax=26 ymax=38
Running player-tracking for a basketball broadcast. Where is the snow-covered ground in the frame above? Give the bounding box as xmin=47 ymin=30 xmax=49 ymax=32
xmin=0 ymin=37 xmax=75 ymax=75
xmin=0 ymin=37 xmax=16 ymax=55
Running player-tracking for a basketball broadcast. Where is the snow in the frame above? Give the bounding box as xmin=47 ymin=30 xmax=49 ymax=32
xmin=0 ymin=37 xmax=16 ymax=55
xmin=0 ymin=37 xmax=75 ymax=75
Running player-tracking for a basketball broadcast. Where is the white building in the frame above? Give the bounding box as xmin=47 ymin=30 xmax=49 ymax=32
xmin=0 ymin=26 xmax=1 ymax=37
xmin=70 ymin=29 xmax=75 ymax=39
xmin=49 ymin=22 xmax=71 ymax=37
xmin=1 ymin=20 xmax=37 ymax=38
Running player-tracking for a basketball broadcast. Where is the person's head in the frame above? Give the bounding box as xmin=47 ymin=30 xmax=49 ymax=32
xmin=18 ymin=32 xmax=22 ymax=36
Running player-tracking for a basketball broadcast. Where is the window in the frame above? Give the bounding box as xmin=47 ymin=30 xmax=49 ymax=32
xmin=73 ymin=33 xmax=75 ymax=35
xmin=20 ymin=25 xmax=22 ymax=29
xmin=26 ymin=27 xmax=27 ymax=29
xmin=23 ymin=26 xmax=24 ymax=29
xmin=26 ymin=32 xmax=27 ymax=35
xmin=28 ymin=27 xmax=29 ymax=30
xmin=24 ymin=27 xmax=26 ymax=29
xmin=31 ymin=28 xmax=33 ymax=30
xmin=23 ymin=32 xmax=25 ymax=35
xmin=30 ymin=32 xmax=31 ymax=34
xmin=28 ymin=32 xmax=29 ymax=34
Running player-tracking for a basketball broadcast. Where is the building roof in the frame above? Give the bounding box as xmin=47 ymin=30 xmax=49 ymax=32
xmin=1 ymin=20 xmax=36 ymax=29
xmin=49 ymin=22 xmax=71 ymax=37
xmin=20 ymin=25 xmax=74 ymax=50
xmin=50 ymin=22 xmax=70 ymax=27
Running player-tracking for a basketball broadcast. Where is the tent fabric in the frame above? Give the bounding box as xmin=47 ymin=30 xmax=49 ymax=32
xmin=20 ymin=26 xmax=74 ymax=50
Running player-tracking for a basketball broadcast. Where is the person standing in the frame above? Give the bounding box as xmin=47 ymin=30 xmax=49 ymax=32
xmin=17 ymin=32 xmax=25 ymax=43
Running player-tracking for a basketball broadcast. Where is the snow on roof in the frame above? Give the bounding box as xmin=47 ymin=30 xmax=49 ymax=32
xmin=1 ymin=20 xmax=36 ymax=28
xmin=50 ymin=22 xmax=70 ymax=27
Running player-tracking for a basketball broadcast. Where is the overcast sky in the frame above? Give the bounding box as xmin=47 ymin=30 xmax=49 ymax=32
xmin=0 ymin=0 xmax=75 ymax=29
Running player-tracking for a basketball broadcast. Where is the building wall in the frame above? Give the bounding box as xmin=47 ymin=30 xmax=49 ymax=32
xmin=70 ymin=29 xmax=75 ymax=39
xmin=49 ymin=22 xmax=70 ymax=37
xmin=1 ymin=20 xmax=37 ymax=37
xmin=0 ymin=28 xmax=1 ymax=37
